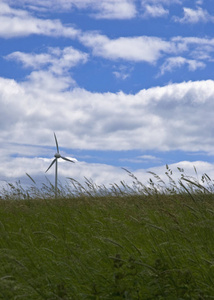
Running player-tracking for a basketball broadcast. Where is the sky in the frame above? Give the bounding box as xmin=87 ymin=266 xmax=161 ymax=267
xmin=1 ymin=0 xmax=214 ymax=191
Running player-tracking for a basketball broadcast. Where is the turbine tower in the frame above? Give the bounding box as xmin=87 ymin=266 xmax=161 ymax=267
xmin=46 ymin=132 xmax=75 ymax=198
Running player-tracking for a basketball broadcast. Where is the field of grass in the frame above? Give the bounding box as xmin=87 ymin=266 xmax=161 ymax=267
xmin=0 ymin=167 xmax=214 ymax=299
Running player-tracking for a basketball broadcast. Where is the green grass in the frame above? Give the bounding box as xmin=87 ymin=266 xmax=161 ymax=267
xmin=0 ymin=167 xmax=214 ymax=299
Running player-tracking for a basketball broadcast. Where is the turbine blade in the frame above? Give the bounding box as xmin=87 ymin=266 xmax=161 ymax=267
xmin=54 ymin=132 xmax=59 ymax=153
xmin=61 ymin=156 xmax=75 ymax=163
xmin=45 ymin=158 xmax=57 ymax=173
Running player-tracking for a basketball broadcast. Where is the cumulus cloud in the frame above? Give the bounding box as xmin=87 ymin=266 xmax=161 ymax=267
xmin=113 ymin=71 xmax=130 ymax=80
xmin=1 ymin=65 xmax=214 ymax=187
xmin=89 ymin=0 xmax=137 ymax=19
xmin=5 ymin=47 xmax=89 ymax=93
xmin=1 ymin=155 xmax=214 ymax=196
xmin=172 ymin=36 xmax=214 ymax=49
xmin=159 ymin=56 xmax=205 ymax=75
xmin=7 ymin=0 xmax=137 ymax=19
xmin=1 ymin=73 xmax=214 ymax=154
xmin=78 ymin=32 xmax=214 ymax=69
xmin=6 ymin=47 xmax=88 ymax=75
xmin=113 ymin=65 xmax=133 ymax=80
xmin=2 ymin=0 xmax=214 ymax=191
xmin=172 ymin=36 xmax=214 ymax=61
xmin=0 ymin=154 xmax=130 ymax=189
xmin=2 ymin=1 xmax=214 ymax=70
xmin=79 ymin=33 xmax=176 ymax=63
xmin=142 ymin=4 xmax=169 ymax=18
xmin=142 ymin=0 xmax=181 ymax=3
xmin=136 ymin=160 xmax=214 ymax=188
xmin=141 ymin=0 xmax=181 ymax=9
xmin=0 ymin=2 xmax=79 ymax=38
xmin=174 ymin=7 xmax=214 ymax=23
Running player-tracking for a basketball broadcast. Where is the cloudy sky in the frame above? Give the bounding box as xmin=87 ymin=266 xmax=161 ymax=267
xmin=1 ymin=0 xmax=214 ymax=190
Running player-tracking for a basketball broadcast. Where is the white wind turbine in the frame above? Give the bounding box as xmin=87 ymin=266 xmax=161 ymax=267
xmin=46 ymin=132 xmax=75 ymax=198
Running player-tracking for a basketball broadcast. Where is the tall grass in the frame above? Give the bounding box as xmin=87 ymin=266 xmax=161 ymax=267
xmin=0 ymin=166 xmax=214 ymax=299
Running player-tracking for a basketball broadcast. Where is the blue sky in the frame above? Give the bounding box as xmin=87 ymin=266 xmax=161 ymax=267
xmin=1 ymin=0 xmax=214 ymax=188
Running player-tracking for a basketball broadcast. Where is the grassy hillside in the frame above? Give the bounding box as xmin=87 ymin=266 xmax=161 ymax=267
xmin=0 ymin=168 xmax=214 ymax=299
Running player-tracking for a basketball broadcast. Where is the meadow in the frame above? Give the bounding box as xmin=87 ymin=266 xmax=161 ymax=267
xmin=0 ymin=166 xmax=214 ymax=299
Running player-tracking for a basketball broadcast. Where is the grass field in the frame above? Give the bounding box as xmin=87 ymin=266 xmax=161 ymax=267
xmin=0 ymin=167 xmax=214 ymax=299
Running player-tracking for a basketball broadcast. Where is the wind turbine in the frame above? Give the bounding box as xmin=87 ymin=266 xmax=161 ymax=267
xmin=46 ymin=132 xmax=75 ymax=198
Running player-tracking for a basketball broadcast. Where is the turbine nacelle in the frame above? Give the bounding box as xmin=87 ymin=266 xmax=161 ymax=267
xmin=55 ymin=153 xmax=61 ymax=158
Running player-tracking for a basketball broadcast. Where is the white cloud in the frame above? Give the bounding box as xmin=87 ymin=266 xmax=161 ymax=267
xmin=141 ymin=0 xmax=181 ymax=6
xmin=79 ymin=32 xmax=214 ymax=68
xmin=90 ymin=0 xmax=137 ymax=19
xmin=6 ymin=52 xmax=54 ymax=69
xmin=2 ymin=1 xmax=214 ymax=69
xmin=159 ymin=56 xmax=205 ymax=75
xmin=6 ymin=47 xmax=88 ymax=75
xmin=1 ymin=156 xmax=214 ymax=196
xmin=0 ymin=155 xmax=129 ymax=189
xmin=142 ymin=4 xmax=169 ymax=18
xmin=78 ymin=32 xmax=214 ymax=66
xmin=1 ymin=73 xmax=214 ymax=154
xmin=26 ymin=70 xmax=77 ymax=91
xmin=113 ymin=65 xmax=133 ymax=80
xmin=80 ymin=33 xmax=175 ymax=63
xmin=174 ymin=7 xmax=214 ymax=23
xmin=113 ymin=71 xmax=130 ymax=80
xmin=136 ymin=160 xmax=214 ymax=189
xmin=2 ymin=0 xmax=214 ymax=192
xmin=141 ymin=0 xmax=183 ymax=19
xmin=0 ymin=1 xmax=29 ymax=16
xmin=5 ymin=47 xmax=88 ymax=93
xmin=113 ymin=71 xmax=129 ymax=80
xmin=172 ymin=36 xmax=214 ymax=47
xmin=1 ymin=67 xmax=214 ymax=189
xmin=7 ymin=0 xmax=137 ymax=19
xmin=0 ymin=2 xmax=79 ymax=38
xmin=172 ymin=36 xmax=214 ymax=61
